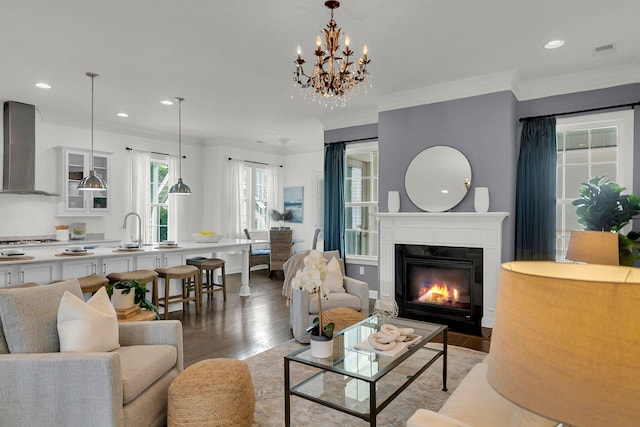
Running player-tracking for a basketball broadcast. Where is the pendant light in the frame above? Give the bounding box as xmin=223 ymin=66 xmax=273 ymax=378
xmin=78 ymin=72 xmax=108 ymax=191
xmin=169 ymin=97 xmax=191 ymax=195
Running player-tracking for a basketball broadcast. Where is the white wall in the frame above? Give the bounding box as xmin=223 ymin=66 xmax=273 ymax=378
xmin=0 ymin=114 xmax=325 ymax=275
xmin=281 ymin=150 xmax=324 ymax=251
xmin=0 ymin=116 xmax=204 ymax=241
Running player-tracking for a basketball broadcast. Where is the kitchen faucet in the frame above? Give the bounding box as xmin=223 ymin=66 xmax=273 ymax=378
xmin=122 ymin=212 xmax=143 ymax=246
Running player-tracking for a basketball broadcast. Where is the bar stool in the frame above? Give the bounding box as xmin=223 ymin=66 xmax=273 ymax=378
xmin=155 ymin=265 xmax=200 ymax=319
xmin=52 ymin=274 xmax=109 ymax=295
xmin=106 ymin=270 xmax=159 ymax=307
xmin=186 ymin=257 xmax=227 ymax=303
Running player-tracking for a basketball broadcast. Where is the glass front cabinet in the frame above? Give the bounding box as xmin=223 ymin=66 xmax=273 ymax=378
xmin=56 ymin=147 xmax=112 ymax=216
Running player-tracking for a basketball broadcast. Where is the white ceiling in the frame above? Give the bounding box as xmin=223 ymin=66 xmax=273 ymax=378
xmin=2 ymin=0 xmax=640 ymax=153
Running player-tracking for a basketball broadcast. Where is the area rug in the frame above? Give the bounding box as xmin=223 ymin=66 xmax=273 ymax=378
xmin=244 ymin=340 xmax=487 ymax=426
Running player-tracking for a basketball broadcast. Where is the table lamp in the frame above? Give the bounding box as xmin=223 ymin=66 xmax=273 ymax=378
xmin=487 ymin=261 xmax=640 ymax=427
xmin=565 ymin=230 xmax=619 ymax=265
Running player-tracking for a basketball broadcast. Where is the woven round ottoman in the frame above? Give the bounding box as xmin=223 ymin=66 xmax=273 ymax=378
xmin=168 ymin=358 xmax=255 ymax=426
xmin=322 ymin=307 xmax=365 ymax=332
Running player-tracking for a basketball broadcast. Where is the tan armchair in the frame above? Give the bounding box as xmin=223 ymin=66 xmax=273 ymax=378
xmin=283 ymin=250 xmax=369 ymax=343
xmin=0 ymin=279 xmax=183 ymax=426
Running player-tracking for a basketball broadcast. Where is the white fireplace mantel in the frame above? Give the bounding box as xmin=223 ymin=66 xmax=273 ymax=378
xmin=377 ymin=212 xmax=509 ymax=328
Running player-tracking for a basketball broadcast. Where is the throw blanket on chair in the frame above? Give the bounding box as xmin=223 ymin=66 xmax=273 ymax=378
xmin=281 ymin=250 xmax=341 ymax=304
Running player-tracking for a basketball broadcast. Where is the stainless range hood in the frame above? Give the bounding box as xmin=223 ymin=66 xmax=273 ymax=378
xmin=2 ymin=101 xmax=58 ymax=196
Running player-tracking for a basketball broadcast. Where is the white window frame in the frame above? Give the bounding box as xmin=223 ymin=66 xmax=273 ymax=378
xmin=242 ymin=164 xmax=270 ymax=232
xmin=345 ymin=141 xmax=379 ymax=264
xmin=149 ymin=156 xmax=170 ymax=243
xmin=556 ymin=110 xmax=634 ymax=261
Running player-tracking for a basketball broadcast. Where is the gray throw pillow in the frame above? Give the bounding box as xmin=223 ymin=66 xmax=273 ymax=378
xmin=0 ymin=279 xmax=83 ymax=353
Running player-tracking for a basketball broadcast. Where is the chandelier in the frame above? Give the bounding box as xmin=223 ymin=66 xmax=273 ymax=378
xmin=292 ymin=1 xmax=371 ymax=108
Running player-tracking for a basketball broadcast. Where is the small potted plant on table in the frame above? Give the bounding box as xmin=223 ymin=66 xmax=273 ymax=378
xmin=292 ymin=250 xmax=335 ymax=358
xmin=105 ymin=280 xmax=158 ymax=317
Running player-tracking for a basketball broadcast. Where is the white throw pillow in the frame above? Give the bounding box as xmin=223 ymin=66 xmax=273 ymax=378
xmin=325 ymin=257 xmax=345 ymax=293
xmin=57 ymin=287 xmax=120 ymax=352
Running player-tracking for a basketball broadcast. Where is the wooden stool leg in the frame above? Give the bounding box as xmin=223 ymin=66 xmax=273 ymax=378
xmin=152 ymin=277 xmax=159 ymax=310
xmin=221 ymin=264 xmax=227 ymax=301
xmin=194 ymin=273 xmax=201 ymax=315
xmin=164 ymin=275 xmax=171 ymax=320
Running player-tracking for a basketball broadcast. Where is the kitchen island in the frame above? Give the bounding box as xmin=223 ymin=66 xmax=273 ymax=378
xmin=0 ymin=239 xmax=260 ymax=296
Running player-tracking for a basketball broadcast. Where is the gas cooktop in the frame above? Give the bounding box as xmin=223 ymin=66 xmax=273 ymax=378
xmin=0 ymin=239 xmax=59 ymax=245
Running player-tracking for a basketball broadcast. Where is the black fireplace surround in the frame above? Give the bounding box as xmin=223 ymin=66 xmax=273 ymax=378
xmin=395 ymin=244 xmax=483 ymax=335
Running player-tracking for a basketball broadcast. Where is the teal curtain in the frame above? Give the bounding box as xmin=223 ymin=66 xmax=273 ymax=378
xmin=324 ymin=143 xmax=345 ymax=257
xmin=515 ymin=117 xmax=557 ymax=260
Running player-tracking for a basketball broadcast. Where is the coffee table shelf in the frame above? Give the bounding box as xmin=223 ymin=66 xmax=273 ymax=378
xmin=284 ymin=317 xmax=448 ymax=427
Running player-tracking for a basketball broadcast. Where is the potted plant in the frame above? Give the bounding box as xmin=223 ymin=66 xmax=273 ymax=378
xmin=105 ymin=280 xmax=159 ymax=316
xmin=291 ymin=250 xmax=335 ymax=358
xmin=572 ymin=176 xmax=640 ymax=265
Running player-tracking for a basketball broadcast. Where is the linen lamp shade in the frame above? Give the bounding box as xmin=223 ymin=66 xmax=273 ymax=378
xmin=565 ymin=230 xmax=619 ymax=265
xmin=487 ymin=261 xmax=640 ymax=427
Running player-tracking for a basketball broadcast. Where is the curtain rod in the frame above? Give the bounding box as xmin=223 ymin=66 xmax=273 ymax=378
xmin=324 ymin=136 xmax=378 ymax=146
xmin=125 ymin=147 xmax=185 ymax=159
xmin=227 ymin=157 xmax=283 ymax=168
xmin=518 ymin=101 xmax=640 ymax=123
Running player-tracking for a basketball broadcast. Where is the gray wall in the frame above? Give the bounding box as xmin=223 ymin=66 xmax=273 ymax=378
xmin=379 ymin=91 xmax=518 ymax=264
xmin=325 ymin=83 xmax=640 ymax=294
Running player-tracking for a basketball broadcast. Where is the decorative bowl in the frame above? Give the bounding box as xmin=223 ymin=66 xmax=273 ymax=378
xmin=192 ymin=233 xmax=223 ymax=243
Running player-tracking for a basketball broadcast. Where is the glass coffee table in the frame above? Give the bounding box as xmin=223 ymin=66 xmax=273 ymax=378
xmin=284 ymin=316 xmax=448 ymax=427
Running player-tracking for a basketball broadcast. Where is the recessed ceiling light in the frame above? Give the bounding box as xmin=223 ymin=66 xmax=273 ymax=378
xmin=161 ymin=100 xmax=174 ymax=106
xmin=117 ymin=112 xmax=129 ymax=118
xmin=441 ymin=189 xmax=449 ymax=194
xmin=544 ymin=40 xmax=565 ymax=49
xmin=35 ymin=82 xmax=51 ymax=89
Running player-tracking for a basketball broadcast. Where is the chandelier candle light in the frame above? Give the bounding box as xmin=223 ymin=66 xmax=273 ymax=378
xmin=293 ymin=0 xmax=371 ymax=108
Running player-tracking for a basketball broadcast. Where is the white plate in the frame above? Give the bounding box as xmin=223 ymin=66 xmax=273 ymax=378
xmin=0 ymin=253 xmax=25 ymax=258
xmin=117 ymin=246 xmax=143 ymax=251
xmin=64 ymin=249 xmax=87 ymax=254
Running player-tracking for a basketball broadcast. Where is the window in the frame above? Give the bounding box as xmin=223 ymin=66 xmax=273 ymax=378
xmin=345 ymin=142 xmax=379 ymax=259
xmin=555 ymin=110 xmax=634 ymax=261
xmin=242 ymin=164 xmax=270 ymax=231
xmin=149 ymin=158 xmax=170 ymax=242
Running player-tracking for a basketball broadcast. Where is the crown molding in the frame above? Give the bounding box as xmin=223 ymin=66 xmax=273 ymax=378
xmin=321 ymin=107 xmax=379 ymax=130
xmin=513 ymin=63 xmax=640 ymax=100
xmin=378 ymin=70 xmax=518 ymax=112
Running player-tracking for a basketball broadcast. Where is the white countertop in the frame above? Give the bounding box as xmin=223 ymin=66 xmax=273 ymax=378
xmin=0 ymin=239 xmax=257 ymax=265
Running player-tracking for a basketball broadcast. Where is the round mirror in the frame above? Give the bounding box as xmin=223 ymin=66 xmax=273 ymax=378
xmin=404 ymin=146 xmax=472 ymax=212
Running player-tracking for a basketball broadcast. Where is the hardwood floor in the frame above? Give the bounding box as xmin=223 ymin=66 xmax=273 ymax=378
xmin=169 ymin=269 xmax=490 ymax=367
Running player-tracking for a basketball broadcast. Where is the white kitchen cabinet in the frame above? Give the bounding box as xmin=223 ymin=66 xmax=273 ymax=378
xmin=19 ymin=262 xmax=57 ymax=284
xmin=161 ymin=252 xmax=184 ymax=268
xmin=136 ymin=253 xmax=161 ymax=270
xmin=60 ymin=259 xmax=98 ymax=279
xmin=100 ymin=256 xmax=133 ymax=275
xmin=56 ymin=147 xmax=112 ymax=216
xmin=0 ymin=265 xmax=15 ymax=286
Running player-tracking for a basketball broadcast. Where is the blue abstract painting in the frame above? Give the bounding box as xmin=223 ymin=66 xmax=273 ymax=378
xmin=284 ymin=186 xmax=303 ymax=223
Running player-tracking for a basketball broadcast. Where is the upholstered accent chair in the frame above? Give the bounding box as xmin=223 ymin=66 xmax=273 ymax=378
xmin=0 ymin=279 xmax=183 ymax=427
xmin=283 ymin=250 xmax=369 ymax=343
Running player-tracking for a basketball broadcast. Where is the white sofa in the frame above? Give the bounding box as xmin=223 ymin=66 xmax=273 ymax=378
xmin=407 ymin=356 xmax=556 ymax=427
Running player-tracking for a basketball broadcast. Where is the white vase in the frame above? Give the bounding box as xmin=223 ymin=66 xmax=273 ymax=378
xmin=310 ymin=335 xmax=334 ymax=358
xmin=388 ymin=191 xmax=400 ymax=213
xmin=112 ymin=288 xmax=136 ymax=310
xmin=474 ymin=187 xmax=490 ymax=213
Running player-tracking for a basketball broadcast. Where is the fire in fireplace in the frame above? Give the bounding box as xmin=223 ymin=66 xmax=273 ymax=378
xmin=396 ymin=244 xmax=483 ymax=335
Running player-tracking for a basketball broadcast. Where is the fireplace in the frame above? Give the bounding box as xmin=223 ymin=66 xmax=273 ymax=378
xmin=395 ymin=244 xmax=483 ymax=335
